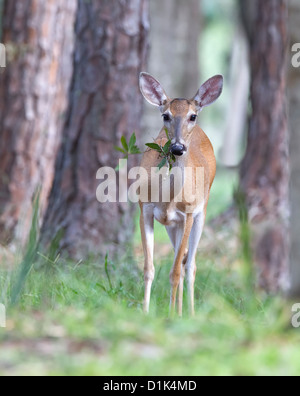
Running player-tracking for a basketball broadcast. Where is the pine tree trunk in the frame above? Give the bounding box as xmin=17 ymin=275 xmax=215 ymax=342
xmin=0 ymin=0 xmax=77 ymax=247
xmin=41 ymin=0 xmax=149 ymax=259
xmin=240 ymin=0 xmax=289 ymax=293
xmin=288 ymin=0 xmax=300 ymax=296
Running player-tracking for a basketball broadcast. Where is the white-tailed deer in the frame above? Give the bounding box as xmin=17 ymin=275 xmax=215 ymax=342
xmin=139 ymin=73 xmax=223 ymax=316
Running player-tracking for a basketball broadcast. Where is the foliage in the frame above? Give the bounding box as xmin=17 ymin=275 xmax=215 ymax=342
xmin=114 ymin=133 xmax=142 ymax=171
xmin=10 ymin=193 xmax=40 ymax=305
xmin=115 ymin=133 xmax=142 ymax=158
xmin=116 ymin=130 xmax=176 ymax=172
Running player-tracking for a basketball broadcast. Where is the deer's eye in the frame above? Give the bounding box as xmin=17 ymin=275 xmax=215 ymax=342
xmin=163 ymin=114 xmax=171 ymax=122
xmin=190 ymin=114 xmax=197 ymax=122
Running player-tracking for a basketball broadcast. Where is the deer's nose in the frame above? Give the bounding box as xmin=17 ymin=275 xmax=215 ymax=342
xmin=170 ymin=143 xmax=186 ymax=156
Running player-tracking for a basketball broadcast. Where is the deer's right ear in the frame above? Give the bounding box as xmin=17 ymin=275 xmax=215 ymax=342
xmin=139 ymin=73 xmax=169 ymax=107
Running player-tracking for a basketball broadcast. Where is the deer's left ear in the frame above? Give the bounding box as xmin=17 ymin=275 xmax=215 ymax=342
xmin=193 ymin=75 xmax=223 ymax=110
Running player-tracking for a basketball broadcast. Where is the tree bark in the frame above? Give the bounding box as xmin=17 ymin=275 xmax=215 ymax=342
xmin=220 ymin=24 xmax=250 ymax=167
xmin=288 ymin=0 xmax=300 ymax=296
xmin=142 ymin=0 xmax=201 ymax=143
xmin=148 ymin=0 xmax=200 ymax=97
xmin=41 ymin=0 xmax=149 ymax=259
xmin=240 ymin=0 xmax=290 ymax=293
xmin=0 ymin=0 xmax=77 ymax=247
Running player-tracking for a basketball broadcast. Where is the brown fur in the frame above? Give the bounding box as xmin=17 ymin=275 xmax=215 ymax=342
xmin=140 ymin=99 xmax=216 ymax=316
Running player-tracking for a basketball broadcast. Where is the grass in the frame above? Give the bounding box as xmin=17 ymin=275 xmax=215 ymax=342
xmin=0 ymin=170 xmax=300 ymax=376
xmin=1 ymin=251 xmax=299 ymax=376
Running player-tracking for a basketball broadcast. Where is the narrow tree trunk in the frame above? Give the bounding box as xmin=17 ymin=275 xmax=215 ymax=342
xmin=220 ymin=24 xmax=250 ymax=167
xmin=149 ymin=0 xmax=200 ymax=97
xmin=240 ymin=0 xmax=289 ymax=293
xmin=0 ymin=0 xmax=77 ymax=247
xmin=41 ymin=0 xmax=149 ymax=259
xmin=288 ymin=0 xmax=300 ymax=296
xmin=143 ymin=0 xmax=201 ymax=143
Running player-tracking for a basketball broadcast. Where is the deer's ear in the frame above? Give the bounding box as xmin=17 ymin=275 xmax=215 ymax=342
xmin=139 ymin=73 xmax=169 ymax=107
xmin=193 ymin=75 xmax=223 ymax=110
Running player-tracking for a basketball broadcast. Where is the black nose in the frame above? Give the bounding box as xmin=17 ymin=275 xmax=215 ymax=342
xmin=170 ymin=143 xmax=186 ymax=156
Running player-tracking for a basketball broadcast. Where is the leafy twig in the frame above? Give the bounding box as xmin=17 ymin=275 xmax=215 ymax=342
xmin=116 ymin=130 xmax=176 ymax=173
xmin=115 ymin=133 xmax=142 ymax=171
xmin=115 ymin=132 xmax=141 ymax=158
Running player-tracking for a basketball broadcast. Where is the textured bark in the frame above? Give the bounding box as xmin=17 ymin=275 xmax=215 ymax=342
xmin=41 ymin=0 xmax=149 ymax=259
xmin=240 ymin=0 xmax=289 ymax=293
xmin=0 ymin=0 xmax=77 ymax=247
xmin=288 ymin=0 xmax=300 ymax=296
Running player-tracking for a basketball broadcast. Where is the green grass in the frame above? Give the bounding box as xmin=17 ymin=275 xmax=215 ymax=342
xmin=1 ymin=227 xmax=300 ymax=376
xmin=0 ymin=177 xmax=299 ymax=376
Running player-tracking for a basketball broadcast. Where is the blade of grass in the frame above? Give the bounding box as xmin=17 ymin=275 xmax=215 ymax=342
xmin=11 ymin=191 xmax=40 ymax=305
xmin=105 ymin=253 xmax=113 ymax=291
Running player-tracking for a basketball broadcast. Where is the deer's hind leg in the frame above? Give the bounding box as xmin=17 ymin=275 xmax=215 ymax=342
xmin=185 ymin=212 xmax=205 ymax=316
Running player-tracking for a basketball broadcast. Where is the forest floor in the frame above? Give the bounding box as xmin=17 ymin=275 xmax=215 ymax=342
xmin=1 ymin=169 xmax=300 ymax=376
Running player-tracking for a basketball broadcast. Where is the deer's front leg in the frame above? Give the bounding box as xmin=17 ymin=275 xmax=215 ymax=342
xmin=140 ymin=204 xmax=154 ymax=314
xmin=170 ymin=214 xmax=194 ymax=316
xmin=166 ymin=225 xmax=188 ymax=317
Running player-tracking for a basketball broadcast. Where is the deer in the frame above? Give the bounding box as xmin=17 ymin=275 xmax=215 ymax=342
xmin=139 ymin=73 xmax=223 ymax=317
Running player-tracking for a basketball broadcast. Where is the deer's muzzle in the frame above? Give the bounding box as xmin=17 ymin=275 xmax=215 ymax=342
xmin=170 ymin=143 xmax=187 ymax=156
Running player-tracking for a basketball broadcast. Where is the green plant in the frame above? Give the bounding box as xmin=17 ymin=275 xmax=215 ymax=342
xmin=11 ymin=192 xmax=40 ymax=305
xmin=115 ymin=133 xmax=142 ymax=158
xmin=115 ymin=130 xmax=176 ymax=172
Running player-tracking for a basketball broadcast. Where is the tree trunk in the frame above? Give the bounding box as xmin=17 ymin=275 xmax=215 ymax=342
xmin=220 ymin=24 xmax=250 ymax=167
xmin=240 ymin=0 xmax=289 ymax=293
xmin=41 ymin=0 xmax=149 ymax=260
xmin=142 ymin=0 xmax=201 ymax=143
xmin=288 ymin=0 xmax=300 ymax=296
xmin=0 ymin=0 xmax=77 ymax=247
xmin=149 ymin=0 xmax=200 ymax=97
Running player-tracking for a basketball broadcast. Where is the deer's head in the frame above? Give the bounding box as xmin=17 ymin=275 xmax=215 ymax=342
xmin=140 ymin=73 xmax=223 ymax=157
